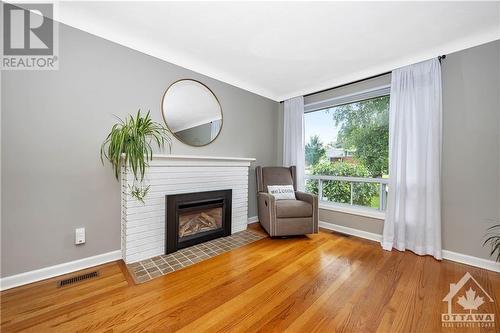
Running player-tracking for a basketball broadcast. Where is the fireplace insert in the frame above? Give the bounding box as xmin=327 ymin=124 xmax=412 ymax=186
xmin=165 ymin=189 xmax=232 ymax=254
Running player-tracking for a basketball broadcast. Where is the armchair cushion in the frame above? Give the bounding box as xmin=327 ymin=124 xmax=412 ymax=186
xmin=267 ymin=185 xmax=296 ymax=200
xmin=276 ymin=199 xmax=312 ymax=218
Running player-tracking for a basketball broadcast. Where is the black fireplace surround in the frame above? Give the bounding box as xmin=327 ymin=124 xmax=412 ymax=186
xmin=165 ymin=189 xmax=232 ymax=254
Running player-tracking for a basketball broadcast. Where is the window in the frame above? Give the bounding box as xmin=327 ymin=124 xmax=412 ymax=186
xmin=304 ymin=94 xmax=390 ymax=212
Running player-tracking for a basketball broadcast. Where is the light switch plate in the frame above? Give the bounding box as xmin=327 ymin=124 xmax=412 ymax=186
xmin=75 ymin=227 xmax=85 ymax=245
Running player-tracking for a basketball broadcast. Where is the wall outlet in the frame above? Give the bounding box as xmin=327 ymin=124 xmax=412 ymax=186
xmin=75 ymin=227 xmax=85 ymax=245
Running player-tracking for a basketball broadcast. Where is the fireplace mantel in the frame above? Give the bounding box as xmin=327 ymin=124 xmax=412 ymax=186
xmin=151 ymin=154 xmax=255 ymax=162
xmin=147 ymin=154 xmax=255 ymax=167
xmin=121 ymin=154 xmax=255 ymax=263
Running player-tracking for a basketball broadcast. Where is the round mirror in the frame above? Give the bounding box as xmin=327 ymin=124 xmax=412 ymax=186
xmin=161 ymin=79 xmax=222 ymax=146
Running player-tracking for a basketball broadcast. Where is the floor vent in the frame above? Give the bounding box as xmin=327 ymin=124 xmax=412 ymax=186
xmin=58 ymin=271 xmax=99 ymax=287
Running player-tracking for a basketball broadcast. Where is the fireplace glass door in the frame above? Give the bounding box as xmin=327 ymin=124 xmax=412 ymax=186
xmin=178 ymin=205 xmax=223 ymax=241
xmin=166 ymin=189 xmax=232 ymax=254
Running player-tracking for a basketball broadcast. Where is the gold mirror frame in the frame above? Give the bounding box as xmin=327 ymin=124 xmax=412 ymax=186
xmin=161 ymin=79 xmax=223 ymax=147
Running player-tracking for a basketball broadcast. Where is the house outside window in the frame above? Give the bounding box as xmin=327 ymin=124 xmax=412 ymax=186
xmin=304 ymin=85 xmax=390 ymax=216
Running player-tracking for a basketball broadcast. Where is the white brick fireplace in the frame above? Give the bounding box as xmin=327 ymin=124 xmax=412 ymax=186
xmin=121 ymin=155 xmax=255 ymax=263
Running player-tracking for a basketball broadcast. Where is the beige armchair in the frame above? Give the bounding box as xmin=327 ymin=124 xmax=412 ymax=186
xmin=256 ymin=166 xmax=319 ymax=236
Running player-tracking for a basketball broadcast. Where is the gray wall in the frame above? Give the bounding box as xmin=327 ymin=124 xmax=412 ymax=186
xmin=320 ymin=210 xmax=383 ymax=235
xmin=441 ymin=40 xmax=499 ymax=259
xmin=319 ymin=40 xmax=500 ymax=260
xmin=1 ymin=23 xmax=279 ymax=277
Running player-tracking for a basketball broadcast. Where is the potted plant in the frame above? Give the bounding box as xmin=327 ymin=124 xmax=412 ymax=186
xmin=101 ymin=110 xmax=171 ymax=203
xmin=483 ymin=222 xmax=500 ymax=262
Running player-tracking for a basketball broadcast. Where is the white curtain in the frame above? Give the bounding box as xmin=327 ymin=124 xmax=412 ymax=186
xmin=381 ymin=58 xmax=443 ymax=259
xmin=210 ymin=119 xmax=222 ymax=140
xmin=283 ymin=96 xmax=305 ymax=191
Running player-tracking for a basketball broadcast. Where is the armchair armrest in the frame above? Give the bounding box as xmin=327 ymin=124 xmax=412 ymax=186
xmin=295 ymin=191 xmax=319 ymax=233
xmin=295 ymin=191 xmax=317 ymax=204
xmin=258 ymin=191 xmax=276 ymax=206
xmin=257 ymin=192 xmax=276 ymax=235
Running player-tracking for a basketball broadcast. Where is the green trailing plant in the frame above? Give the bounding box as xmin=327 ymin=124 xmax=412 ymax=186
xmin=483 ymin=224 xmax=500 ymax=262
xmin=128 ymin=184 xmax=150 ymax=204
xmin=101 ymin=110 xmax=171 ymax=202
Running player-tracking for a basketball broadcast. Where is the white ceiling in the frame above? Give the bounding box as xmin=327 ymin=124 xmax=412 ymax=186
xmin=54 ymin=1 xmax=500 ymax=101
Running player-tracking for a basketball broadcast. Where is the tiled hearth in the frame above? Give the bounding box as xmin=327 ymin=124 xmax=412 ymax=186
xmin=127 ymin=229 xmax=266 ymax=284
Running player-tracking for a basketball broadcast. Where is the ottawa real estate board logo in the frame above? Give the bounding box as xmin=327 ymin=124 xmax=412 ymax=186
xmin=2 ymin=2 xmax=58 ymax=70
xmin=442 ymin=272 xmax=495 ymax=328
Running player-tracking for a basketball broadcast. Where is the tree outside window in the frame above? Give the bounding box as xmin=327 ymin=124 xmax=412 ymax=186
xmin=304 ymin=95 xmax=389 ymax=209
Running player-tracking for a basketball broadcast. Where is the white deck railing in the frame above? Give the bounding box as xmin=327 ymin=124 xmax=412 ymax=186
xmin=305 ymin=175 xmax=389 ymax=211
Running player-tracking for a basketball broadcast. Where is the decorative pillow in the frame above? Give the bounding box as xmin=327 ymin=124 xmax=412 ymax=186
xmin=267 ymin=185 xmax=296 ymax=200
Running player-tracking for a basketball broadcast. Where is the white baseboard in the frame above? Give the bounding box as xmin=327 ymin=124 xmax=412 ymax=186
xmin=442 ymin=250 xmax=500 ymax=273
xmin=247 ymin=216 xmax=259 ymax=224
xmin=319 ymin=221 xmax=500 ymax=273
xmin=0 ymin=250 xmax=122 ymax=291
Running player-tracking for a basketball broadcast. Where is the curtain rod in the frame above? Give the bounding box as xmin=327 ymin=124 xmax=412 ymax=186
xmin=281 ymin=55 xmax=447 ymax=103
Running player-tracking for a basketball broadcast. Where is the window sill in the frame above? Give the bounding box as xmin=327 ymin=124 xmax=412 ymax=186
xmin=319 ymin=202 xmax=385 ymax=220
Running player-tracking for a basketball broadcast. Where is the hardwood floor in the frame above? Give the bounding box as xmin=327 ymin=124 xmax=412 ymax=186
xmin=1 ymin=226 xmax=499 ymax=332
